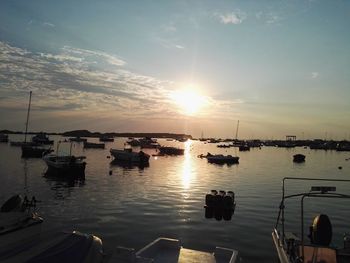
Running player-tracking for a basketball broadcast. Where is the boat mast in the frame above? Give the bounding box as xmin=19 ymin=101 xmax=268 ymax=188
xmin=24 ymin=91 xmax=32 ymax=143
xmin=235 ymin=120 xmax=239 ymax=141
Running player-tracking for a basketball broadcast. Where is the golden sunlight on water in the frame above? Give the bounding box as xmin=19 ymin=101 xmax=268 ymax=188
xmin=181 ymin=140 xmax=195 ymax=189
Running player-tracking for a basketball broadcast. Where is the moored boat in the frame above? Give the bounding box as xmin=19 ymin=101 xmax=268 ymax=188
xmin=43 ymin=154 xmax=86 ymax=176
xmin=159 ymin=146 xmax=184 ymax=155
xmin=293 ymin=154 xmax=305 ymax=163
xmin=31 ymin=132 xmax=54 ymax=145
xmin=206 ymin=153 xmax=239 ymax=164
xmin=21 ymin=144 xmax=53 ymax=158
xmin=83 ymin=141 xmax=105 ymax=149
xmin=99 ymin=136 xmax=114 ymax=142
xmin=69 ymin=136 xmax=87 ymax=142
xmin=110 ymin=148 xmax=150 ymax=163
xmin=272 ymin=177 xmax=350 ymax=263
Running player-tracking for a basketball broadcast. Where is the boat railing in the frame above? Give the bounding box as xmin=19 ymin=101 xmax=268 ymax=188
xmin=275 ymin=177 xmax=350 ymax=261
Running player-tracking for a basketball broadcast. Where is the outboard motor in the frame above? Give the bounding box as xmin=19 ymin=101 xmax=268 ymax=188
xmin=309 ymin=214 xmax=332 ymax=246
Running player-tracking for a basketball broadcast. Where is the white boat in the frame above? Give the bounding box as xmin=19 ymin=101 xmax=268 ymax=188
xmin=110 ymin=237 xmax=239 ymax=263
xmin=43 ymin=154 xmax=86 ymax=176
xmin=272 ymin=177 xmax=350 ymax=263
xmin=206 ymin=154 xmax=239 ymax=164
xmin=110 ymin=148 xmax=150 ymax=163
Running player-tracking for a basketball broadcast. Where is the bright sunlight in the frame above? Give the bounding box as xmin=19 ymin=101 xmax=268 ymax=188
xmin=170 ymin=88 xmax=207 ymax=116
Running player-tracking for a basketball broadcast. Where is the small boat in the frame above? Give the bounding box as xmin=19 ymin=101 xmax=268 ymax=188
xmin=126 ymin=138 xmax=141 ymax=146
xmin=0 ymin=134 xmax=8 ymax=143
xmin=43 ymin=154 xmax=86 ymax=176
xmin=272 ymin=177 xmax=350 ymax=263
xmin=110 ymin=148 xmax=150 ymax=163
xmin=99 ymin=136 xmax=114 ymax=142
xmin=0 ymin=195 xmax=103 ymax=262
xmin=69 ymin=136 xmax=87 ymax=142
xmin=110 ymin=237 xmax=239 ymax=263
xmin=206 ymin=153 xmax=239 ymax=164
xmin=293 ymin=154 xmax=305 ymax=163
xmin=159 ymin=146 xmax=184 ymax=155
xmin=239 ymin=144 xmax=250 ymax=151
xmin=31 ymin=132 xmax=54 ymax=145
xmin=83 ymin=141 xmax=105 ymax=149
xmin=217 ymin=144 xmax=231 ymax=148
xmin=0 ymin=195 xmax=43 ymax=253
xmin=139 ymin=137 xmax=160 ymax=149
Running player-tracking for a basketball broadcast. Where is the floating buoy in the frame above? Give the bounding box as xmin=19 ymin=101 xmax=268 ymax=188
xmin=109 ymin=170 xmax=113 ymax=175
xmin=338 ymin=166 xmax=342 ymax=170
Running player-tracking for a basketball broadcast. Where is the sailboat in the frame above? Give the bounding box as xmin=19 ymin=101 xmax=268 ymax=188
xmin=20 ymin=91 xmax=53 ymax=158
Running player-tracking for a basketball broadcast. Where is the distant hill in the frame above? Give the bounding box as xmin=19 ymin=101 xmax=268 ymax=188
xmin=62 ymin=130 xmax=192 ymax=139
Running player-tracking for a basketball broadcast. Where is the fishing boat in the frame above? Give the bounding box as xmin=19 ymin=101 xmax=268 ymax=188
xmin=21 ymin=144 xmax=53 ymax=158
xmin=272 ymin=177 xmax=350 ymax=263
xmin=0 ymin=195 xmax=103 ymax=262
xmin=110 ymin=237 xmax=239 ymax=263
xmin=126 ymin=138 xmax=141 ymax=146
xmin=206 ymin=153 xmax=239 ymax=164
xmin=31 ymin=132 xmax=54 ymax=145
xmin=83 ymin=141 xmax=105 ymax=149
xmin=69 ymin=136 xmax=87 ymax=142
xmin=139 ymin=137 xmax=160 ymax=149
xmin=43 ymin=141 xmax=86 ymax=176
xmin=110 ymin=148 xmax=150 ymax=163
xmin=159 ymin=146 xmax=184 ymax=155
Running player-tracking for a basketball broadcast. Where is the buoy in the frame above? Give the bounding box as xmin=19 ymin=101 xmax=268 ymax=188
xmin=338 ymin=166 xmax=342 ymax=170
xmin=109 ymin=170 xmax=113 ymax=175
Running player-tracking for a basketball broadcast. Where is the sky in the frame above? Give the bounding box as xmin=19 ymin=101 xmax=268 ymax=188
xmin=0 ymin=0 xmax=349 ymax=139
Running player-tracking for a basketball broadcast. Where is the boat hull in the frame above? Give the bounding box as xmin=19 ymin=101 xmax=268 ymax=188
xmin=110 ymin=149 xmax=150 ymax=163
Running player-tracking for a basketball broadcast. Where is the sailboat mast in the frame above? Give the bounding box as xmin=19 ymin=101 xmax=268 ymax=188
xmin=235 ymin=120 xmax=240 ymax=141
xmin=24 ymin=91 xmax=32 ymax=143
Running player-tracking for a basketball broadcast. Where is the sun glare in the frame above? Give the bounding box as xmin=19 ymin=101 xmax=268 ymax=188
xmin=170 ymin=88 xmax=207 ymax=115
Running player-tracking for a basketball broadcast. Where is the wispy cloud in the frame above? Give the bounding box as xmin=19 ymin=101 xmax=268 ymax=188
xmin=311 ymin=71 xmax=319 ymax=79
xmin=215 ymin=10 xmax=247 ymax=25
xmin=43 ymin=22 xmax=55 ymax=27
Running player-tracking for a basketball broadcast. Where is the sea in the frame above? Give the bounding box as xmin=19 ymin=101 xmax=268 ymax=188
xmin=0 ymin=135 xmax=349 ymax=262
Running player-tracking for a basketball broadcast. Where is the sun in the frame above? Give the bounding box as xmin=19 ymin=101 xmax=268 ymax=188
xmin=170 ymin=88 xmax=207 ymax=115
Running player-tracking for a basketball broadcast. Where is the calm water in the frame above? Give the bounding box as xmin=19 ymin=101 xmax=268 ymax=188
xmin=0 ymin=135 xmax=349 ymax=262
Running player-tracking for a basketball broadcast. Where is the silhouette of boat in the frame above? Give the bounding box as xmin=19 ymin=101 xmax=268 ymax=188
xmin=272 ymin=177 xmax=350 ymax=263
xmin=110 ymin=148 xmax=150 ymax=164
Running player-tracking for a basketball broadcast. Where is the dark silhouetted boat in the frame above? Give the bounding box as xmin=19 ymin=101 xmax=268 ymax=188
xmin=110 ymin=148 xmax=150 ymax=164
xmin=83 ymin=141 xmax=105 ymax=149
xmin=31 ymin=132 xmax=54 ymax=145
xmin=159 ymin=146 xmax=184 ymax=155
xmin=206 ymin=153 xmax=239 ymax=164
xmin=99 ymin=136 xmax=114 ymax=142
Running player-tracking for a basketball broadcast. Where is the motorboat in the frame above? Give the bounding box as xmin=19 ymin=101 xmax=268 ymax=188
xmin=43 ymin=154 xmax=86 ymax=176
xmin=0 ymin=134 xmax=8 ymax=143
xmin=110 ymin=237 xmax=239 ymax=263
xmin=272 ymin=177 xmax=350 ymax=263
xmin=158 ymin=146 xmax=184 ymax=155
xmin=206 ymin=153 xmax=239 ymax=164
xmin=293 ymin=154 xmax=305 ymax=163
xmin=31 ymin=132 xmax=54 ymax=145
xmin=125 ymin=138 xmax=141 ymax=146
xmin=99 ymin=136 xmax=114 ymax=142
xmin=139 ymin=137 xmax=160 ymax=149
xmin=238 ymin=144 xmax=250 ymax=151
xmin=0 ymin=195 xmax=43 ymax=254
xmin=0 ymin=195 xmax=103 ymax=262
xmin=110 ymin=148 xmax=150 ymax=163
xmin=83 ymin=141 xmax=105 ymax=149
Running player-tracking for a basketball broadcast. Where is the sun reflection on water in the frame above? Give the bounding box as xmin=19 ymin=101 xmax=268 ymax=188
xmin=181 ymin=140 xmax=196 ymax=189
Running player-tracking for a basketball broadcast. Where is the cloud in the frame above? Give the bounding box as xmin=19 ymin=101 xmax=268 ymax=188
xmin=215 ymin=10 xmax=247 ymax=25
xmin=311 ymin=72 xmax=319 ymax=79
xmin=43 ymin=22 xmax=55 ymax=27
